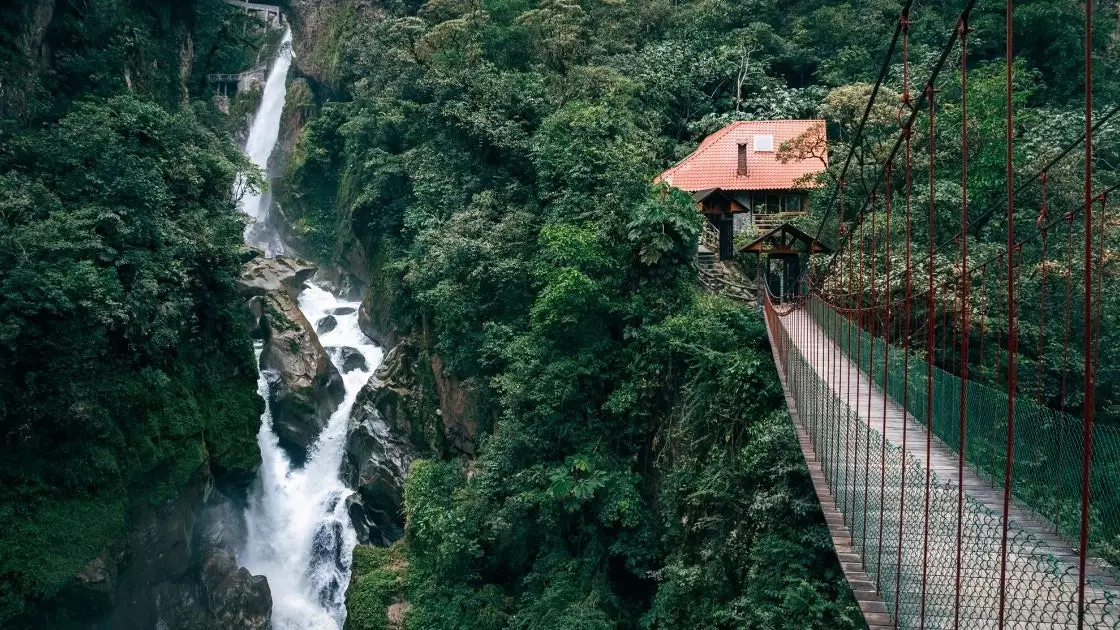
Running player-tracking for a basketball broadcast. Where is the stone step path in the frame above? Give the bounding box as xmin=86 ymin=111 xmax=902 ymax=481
xmin=767 ymin=307 xmax=1120 ymax=629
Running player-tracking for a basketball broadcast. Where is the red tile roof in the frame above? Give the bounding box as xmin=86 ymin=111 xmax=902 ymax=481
xmin=656 ymin=120 xmax=828 ymax=192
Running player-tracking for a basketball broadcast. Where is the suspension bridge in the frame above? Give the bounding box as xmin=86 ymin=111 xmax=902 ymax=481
xmin=741 ymin=0 xmax=1120 ymax=627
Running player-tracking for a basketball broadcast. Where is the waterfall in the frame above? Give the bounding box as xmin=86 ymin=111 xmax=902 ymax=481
xmin=240 ymin=28 xmax=293 ymax=257
xmin=241 ymin=290 xmax=382 ymax=629
xmin=235 ymin=25 xmax=380 ymax=630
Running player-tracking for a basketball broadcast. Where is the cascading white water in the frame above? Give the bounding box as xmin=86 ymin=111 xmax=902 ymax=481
xmin=241 ymin=28 xmax=293 ymax=257
xmin=242 ymin=289 xmax=382 ymax=629
xmin=234 ymin=24 xmax=381 ymax=629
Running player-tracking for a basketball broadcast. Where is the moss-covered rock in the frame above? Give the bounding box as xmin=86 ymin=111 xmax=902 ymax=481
xmin=344 ymin=543 xmax=407 ymax=630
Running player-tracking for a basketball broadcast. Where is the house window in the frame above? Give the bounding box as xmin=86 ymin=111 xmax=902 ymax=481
xmin=750 ymin=192 xmax=781 ymax=213
xmin=754 ymin=135 xmax=774 ymax=152
xmin=750 ymin=193 xmax=803 ymax=214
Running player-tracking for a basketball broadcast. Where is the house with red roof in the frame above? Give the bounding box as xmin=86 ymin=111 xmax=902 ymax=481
xmin=657 ymin=119 xmax=828 ymax=259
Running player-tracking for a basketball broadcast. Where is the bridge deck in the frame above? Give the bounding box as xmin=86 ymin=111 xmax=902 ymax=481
xmin=769 ymin=308 xmax=1120 ymax=629
xmin=221 ymin=0 xmax=281 ymax=15
xmin=766 ymin=318 xmax=896 ymax=629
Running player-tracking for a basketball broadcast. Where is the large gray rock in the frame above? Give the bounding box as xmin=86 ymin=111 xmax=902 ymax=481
xmin=341 ymin=345 xmax=416 ymax=546
xmin=237 ymin=254 xmax=316 ymax=297
xmin=236 ymin=253 xmax=344 ymax=463
xmin=195 ymin=496 xmax=270 ymax=630
xmin=326 ymin=346 xmax=367 ymax=374
xmin=200 ymin=550 xmax=271 ymax=630
xmin=68 ymin=474 xmax=272 ymax=630
xmin=259 ymin=290 xmax=345 ymax=464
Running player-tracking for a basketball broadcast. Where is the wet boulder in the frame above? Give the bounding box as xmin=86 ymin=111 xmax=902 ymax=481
xmin=201 ymin=549 xmax=272 ymax=630
xmin=329 ymin=347 xmax=367 ymax=374
xmin=316 ymin=315 xmax=338 ymax=335
xmin=237 ymin=254 xmax=316 ymax=298
xmin=71 ymin=478 xmax=272 ymax=629
xmin=340 ymin=347 xmax=415 ymax=546
xmin=260 ymin=290 xmax=345 ymax=465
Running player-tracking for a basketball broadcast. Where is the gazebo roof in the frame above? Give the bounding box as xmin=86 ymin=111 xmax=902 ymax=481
xmin=740 ymin=222 xmax=833 ymax=255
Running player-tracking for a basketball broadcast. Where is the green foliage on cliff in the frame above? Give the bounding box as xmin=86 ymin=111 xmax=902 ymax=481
xmin=347 ymin=544 xmax=408 ymax=630
xmin=0 ymin=0 xmax=272 ymax=622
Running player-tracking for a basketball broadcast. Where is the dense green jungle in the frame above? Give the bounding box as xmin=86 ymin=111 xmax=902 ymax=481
xmin=1 ymin=0 xmax=1119 ymax=629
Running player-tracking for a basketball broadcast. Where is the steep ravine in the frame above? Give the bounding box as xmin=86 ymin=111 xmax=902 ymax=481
xmin=237 ymin=3 xmax=494 ymax=627
xmin=273 ymin=0 xmax=488 ymax=542
xmin=233 ymin=16 xmax=413 ymax=629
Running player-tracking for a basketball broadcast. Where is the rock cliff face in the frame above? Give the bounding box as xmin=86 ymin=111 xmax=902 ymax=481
xmin=68 ymin=468 xmax=271 ymax=630
xmin=428 ymin=353 xmax=479 ymax=458
xmin=341 ymin=347 xmax=416 ymax=546
xmin=284 ymin=0 xmax=387 ymax=92
xmin=242 ymin=254 xmax=346 ymax=464
xmin=340 ymin=338 xmax=485 ymax=544
xmin=358 ymin=282 xmax=403 ymax=350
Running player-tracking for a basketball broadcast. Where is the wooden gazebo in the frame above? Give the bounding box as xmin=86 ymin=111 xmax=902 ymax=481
xmin=741 ymin=223 xmax=832 ymax=301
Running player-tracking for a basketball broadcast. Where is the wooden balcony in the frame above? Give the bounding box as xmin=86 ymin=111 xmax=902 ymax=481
xmin=753 ymin=211 xmax=808 ymax=232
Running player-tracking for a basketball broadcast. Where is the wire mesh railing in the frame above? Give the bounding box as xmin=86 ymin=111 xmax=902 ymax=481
xmin=765 ymin=293 xmax=1120 ymax=628
xmin=804 ymin=296 xmax=1120 ymax=570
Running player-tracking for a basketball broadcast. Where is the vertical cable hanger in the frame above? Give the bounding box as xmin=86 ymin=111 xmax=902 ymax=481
xmin=1077 ymin=0 xmax=1095 ymax=625
xmin=954 ymin=14 xmax=970 ymax=628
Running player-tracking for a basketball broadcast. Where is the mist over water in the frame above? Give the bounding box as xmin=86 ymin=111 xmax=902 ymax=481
xmin=234 ymin=24 xmax=380 ymax=629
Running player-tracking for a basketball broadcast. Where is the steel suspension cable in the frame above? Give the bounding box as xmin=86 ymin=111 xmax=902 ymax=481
xmin=920 ymin=82 xmax=936 ymax=630
xmin=997 ymin=1 xmax=1018 ymax=625
xmin=814 ymin=0 xmax=980 ymax=252
xmin=894 ymin=11 xmax=913 ymax=616
xmin=825 ymin=100 xmax=1120 ymax=306
xmin=954 ymin=15 xmax=970 ymax=628
xmin=812 ymin=0 xmax=915 ymax=245
xmin=1077 ymin=0 xmax=1095 ymax=624
xmin=844 ymin=185 xmax=855 ymax=534
xmin=854 ymin=202 xmax=866 ymax=549
xmin=877 ymin=169 xmax=893 ymax=593
xmin=865 ymin=191 xmax=879 ymax=560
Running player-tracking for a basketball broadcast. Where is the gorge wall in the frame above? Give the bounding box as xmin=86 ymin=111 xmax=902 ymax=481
xmin=0 ymin=2 xmax=284 ymax=626
xmin=268 ymin=0 xmax=488 ymax=554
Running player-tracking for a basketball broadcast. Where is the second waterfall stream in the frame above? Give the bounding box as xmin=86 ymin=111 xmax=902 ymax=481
xmin=235 ymin=27 xmax=382 ymax=629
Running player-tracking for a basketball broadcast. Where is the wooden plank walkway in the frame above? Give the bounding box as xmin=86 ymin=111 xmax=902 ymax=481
xmin=765 ymin=316 xmax=896 ymax=629
xmin=767 ymin=308 xmax=1120 ymax=629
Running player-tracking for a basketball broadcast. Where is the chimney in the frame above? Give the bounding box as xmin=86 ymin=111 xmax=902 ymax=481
xmin=737 ymin=143 xmax=748 ymax=176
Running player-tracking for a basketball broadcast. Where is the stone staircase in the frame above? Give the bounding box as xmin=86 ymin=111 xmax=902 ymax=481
xmin=697 ymin=222 xmax=755 ymax=302
xmin=697 ymin=247 xmax=718 ymax=271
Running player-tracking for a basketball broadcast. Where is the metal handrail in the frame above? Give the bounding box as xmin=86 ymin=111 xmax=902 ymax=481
xmin=207 ymin=64 xmax=268 ymax=84
xmin=220 ymin=0 xmax=281 ymax=15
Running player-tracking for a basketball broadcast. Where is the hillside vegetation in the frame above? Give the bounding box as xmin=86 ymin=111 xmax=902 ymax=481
xmin=0 ymin=0 xmax=272 ymax=622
